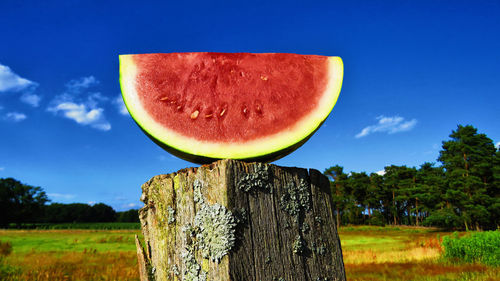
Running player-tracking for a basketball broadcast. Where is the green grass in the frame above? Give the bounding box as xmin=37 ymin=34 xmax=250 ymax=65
xmin=0 ymin=229 xmax=140 ymax=253
xmin=8 ymin=222 xmax=140 ymax=230
xmin=338 ymin=225 xmax=444 ymax=253
xmin=340 ymin=235 xmax=403 ymax=251
xmin=340 ymin=225 xmax=438 ymax=233
xmin=442 ymin=231 xmax=500 ymax=266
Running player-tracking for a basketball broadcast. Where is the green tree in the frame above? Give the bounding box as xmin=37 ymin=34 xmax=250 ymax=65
xmin=324 ymin=165 xmax=348 ymax=228
xmin=44 ymin=203 xmax=93 ymax=223
xmin=349 ymin=172 xmax=370 ymax=224
xmin=367 ymin=173 xmax=384 ymax=225
xmin=490 ymin=149 xmax=500 ymax=229
xmin=438 ymin=125 xmax=497 ymax=230
xmin=91 ymin=203 xmax=117 ymax=222
xmin=0 ymin=178 xmax=49 ymax=227
xmin=415 ymin=162 xmax=446 ymax=225
xmin=383 ymin=165 xmax=406 ymax=225
xmin=395 ymin=166 xmax=417 ymax=225
xmin=44 ymin=203 xmax=117 ymax=223
xmin=117 ymin=209 xmax=140 ymax=222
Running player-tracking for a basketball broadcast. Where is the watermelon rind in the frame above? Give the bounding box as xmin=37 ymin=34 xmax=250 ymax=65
xmin=119 ymin=53 xmax=343 ymax=164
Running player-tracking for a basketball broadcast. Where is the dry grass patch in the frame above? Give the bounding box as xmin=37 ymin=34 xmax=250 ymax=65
xmin=345 ymin=261 xmax=499 ymax=281
xmin=2 ymin=250 xmax=139 ymax=281
xmin=339 ymin=226 xmax=444 ymax=262
xmin=343 ymin=246 xmax=441 ymax=264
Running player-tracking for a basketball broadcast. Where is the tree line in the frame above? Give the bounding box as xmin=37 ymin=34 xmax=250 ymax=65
xmin=0 ymin=178 xmax=139 ymax=227
xmin=324 ymin=125 xmax=499 ymax=230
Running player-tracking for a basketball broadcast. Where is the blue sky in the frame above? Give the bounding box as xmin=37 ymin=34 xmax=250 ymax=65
xmin=1 ymin=0 xmax=499 ymax=211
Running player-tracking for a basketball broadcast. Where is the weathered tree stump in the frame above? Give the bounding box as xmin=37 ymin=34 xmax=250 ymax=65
xmin=136 ymin=159 xmax=346 ymax=281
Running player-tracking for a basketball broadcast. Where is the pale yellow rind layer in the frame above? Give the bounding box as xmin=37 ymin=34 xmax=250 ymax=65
xmin=120 ymin=55 xmax=343 ymax=160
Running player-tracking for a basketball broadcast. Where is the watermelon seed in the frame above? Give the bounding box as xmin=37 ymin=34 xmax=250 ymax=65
xmin=219 ymin=103 xmax=228 ymax=118
xmin=190 ymin=110 xmax=199 ymax=120
xmin=241 ymin=105 xmax=249 ymax=118
xmin=176 ymin=100 xmax=186 ymax=112
xmin=205 ymin=109 xmax=213 ymax=119
xmin=255 ymin=101 xmax=263 ymax=115
xmin=260 ymin=75 xmax=268 ymax=81
xmin=160 ymin=96 xmax=169 ymax=101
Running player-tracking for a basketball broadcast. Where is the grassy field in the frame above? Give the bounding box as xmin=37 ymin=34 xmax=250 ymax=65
xmin=7 ymin=222 xmax=140 ymax=230
xmin=0 ymin=229 xmax=138 ymax=252
xmin=339 ymin=226 xmax=499 ymax=281
xmin=0 ymin=226 xmax=498 ymax=280
xmin=0 ymin=229 xmax=140 ymax=281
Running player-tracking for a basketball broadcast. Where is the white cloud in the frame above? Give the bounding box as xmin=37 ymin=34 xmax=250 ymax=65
xmin=65 ymin=76 xmax=99 ymax=93
xmin=355 ymin=115 xmax=417 ymax=138
xmin=20 ymin=93 xmax=42 ymax=107
xmin=4 ymin=112 xmax=27 ymax=122
xmin=127 ymin=203 xmax=139 ymax=208
xmin=376 ymin=170 xmax=386 ymax=176
xmin=89 ymin=92 xmax=108 ymax=102
xmin=88 ymin=201 xmax=96 ymax=205
xmin=48 ymin=76 xmax=111 ymax=131
xmin=0 ymin=167 xmax=4 ymax=171
xmin=496 ymin=142 xmax=500 ymax=149
xmin=48 ymin=102 xmax=111 ymax=131
xmin=0 ymin=63 xmax=38 ymax=93
xmin=113 ymin=95 xmax=129 ymax=115
xmin=47 ymin=193 xmax=76 ymax=200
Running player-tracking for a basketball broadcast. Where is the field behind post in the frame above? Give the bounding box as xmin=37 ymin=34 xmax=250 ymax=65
xmin=339 ymin=226 xmax=499 ymax=281
xmin=0 ymin=228 xmax=141 ymax=281
xmin=0 ymin=225 xmax=499 ymax=281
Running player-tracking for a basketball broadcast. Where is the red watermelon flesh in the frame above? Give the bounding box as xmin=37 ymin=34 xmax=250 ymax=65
xmin=120 ymin=52 xmax=343 ymax=164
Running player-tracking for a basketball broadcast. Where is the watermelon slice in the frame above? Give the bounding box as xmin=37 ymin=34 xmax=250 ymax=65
xmin=120 ymin=52 xmax=343 ymax=164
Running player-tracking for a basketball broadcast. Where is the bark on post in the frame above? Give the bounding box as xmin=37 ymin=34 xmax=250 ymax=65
xmin=136 ymin=159 xmax=346 ymax=281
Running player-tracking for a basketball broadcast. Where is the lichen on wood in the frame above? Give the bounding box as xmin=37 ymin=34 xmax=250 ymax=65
xmin=192 ymin=180 xmax=237 ymax=263
xmin=237 ymin=162 xmax=273 ymax=193
xmin=292 ymin=235 xmax=306 ymax=255
xmin=180 ymin=223 xmax=207 ymax=281
xmin=167 ymin=206 xmax=176 ymax=224
xmin=279 ymin=178 xmax=311 ymax=223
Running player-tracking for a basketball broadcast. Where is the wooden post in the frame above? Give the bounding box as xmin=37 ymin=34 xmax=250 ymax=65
xmin=136 ymin=159 xmax=346 ymax=281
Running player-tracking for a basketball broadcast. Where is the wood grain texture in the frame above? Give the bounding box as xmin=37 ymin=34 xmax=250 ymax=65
xmin=137 ymin=159 xmax=346 ymax=281
xmin=136 ymin=234 xmax=151 ymax=281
